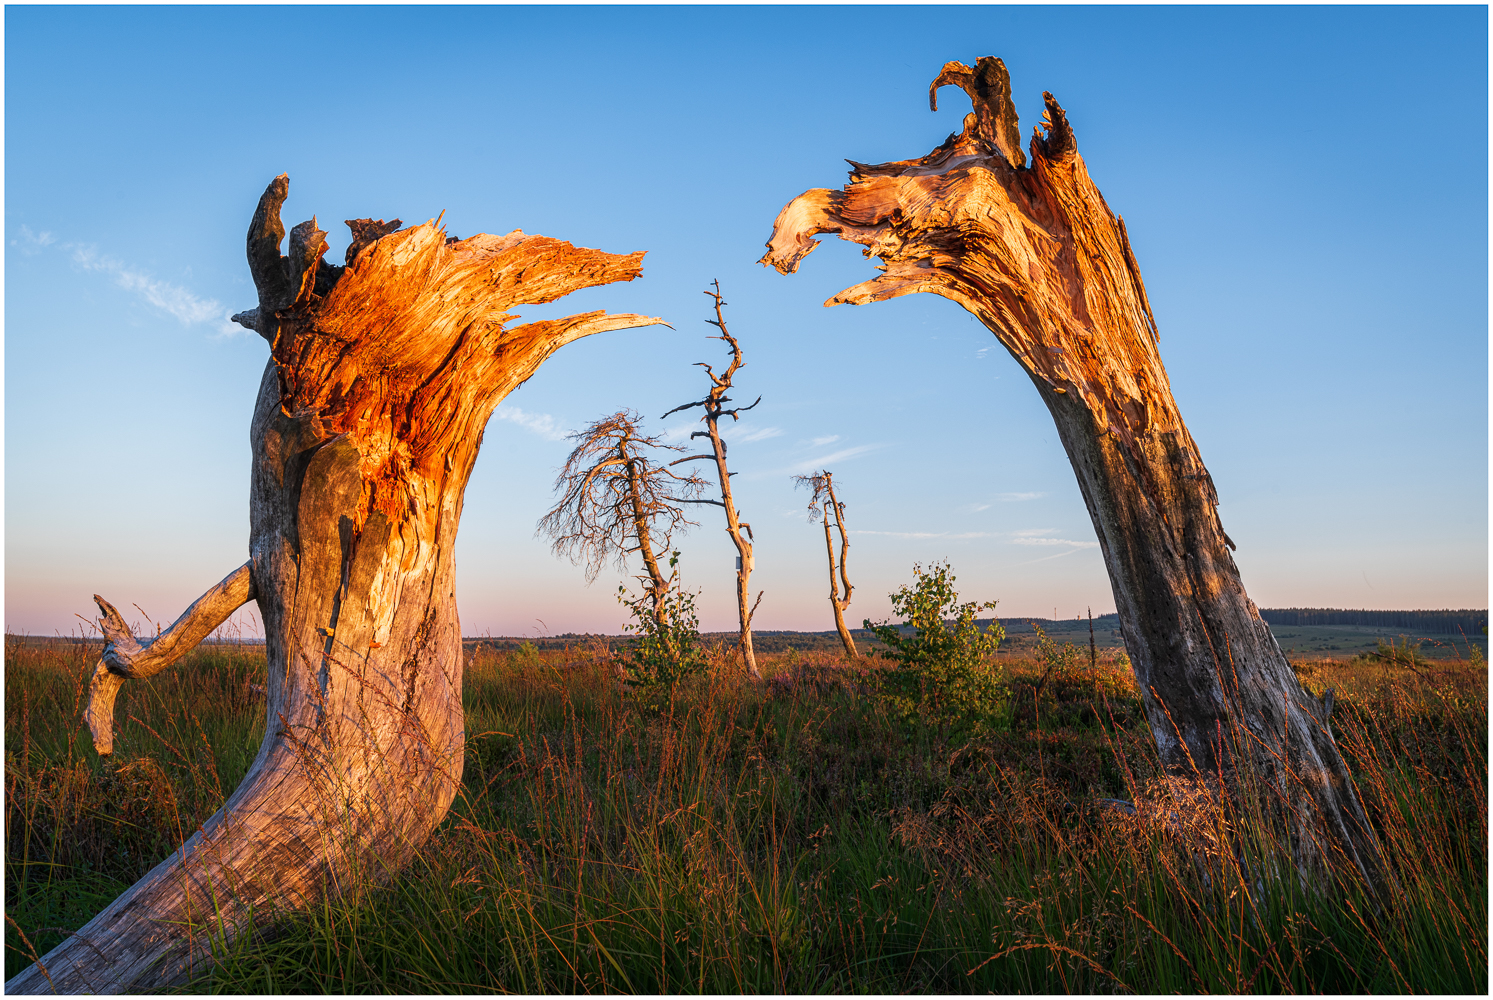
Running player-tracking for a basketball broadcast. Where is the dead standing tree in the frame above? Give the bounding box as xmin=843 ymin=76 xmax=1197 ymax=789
xmin=761 ymin=58 xmax=1383 ymax=885
xmin=662 ymin=283 xmax=764 ymax=680
xmin=794 ymin=470 xmax=857 ymax=658
xmin=537 ymin=410 xmax=707 ymax=639
xmin=7 ymin=175 xmax=663 ymax=995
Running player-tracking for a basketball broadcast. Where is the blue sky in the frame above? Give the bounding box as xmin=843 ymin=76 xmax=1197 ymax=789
xmin=5 ymin=5 xmax=1487 ymax=638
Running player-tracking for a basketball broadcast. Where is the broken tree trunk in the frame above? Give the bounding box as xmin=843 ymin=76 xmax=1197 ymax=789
xmin=6 ymin=175 xmax=661 ymax=995
xmin=761 ymin=58 xmax=1383 ymax=885
xmin=795 ymin=470 xmax=857 ymax=658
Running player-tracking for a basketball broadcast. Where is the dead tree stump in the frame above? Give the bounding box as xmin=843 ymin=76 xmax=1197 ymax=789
xmin=7 ymin=175 xmax=662 ymax=994
xmin=761 ymin=57 xmax=1383 ymax=886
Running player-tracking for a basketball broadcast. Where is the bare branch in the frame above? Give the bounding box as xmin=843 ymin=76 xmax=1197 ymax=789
xmin=660 ymin=398 xmax=709 ymax=420
xmin=721 ymin=396 xmax=762 ymax=420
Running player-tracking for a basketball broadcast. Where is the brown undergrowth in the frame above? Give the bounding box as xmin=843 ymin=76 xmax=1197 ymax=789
xmin=5 ymin=633 xmax=1486 ymax=992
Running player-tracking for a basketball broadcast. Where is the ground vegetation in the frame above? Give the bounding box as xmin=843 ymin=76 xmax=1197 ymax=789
xmin=7 ymin=620 xmax=1484 ymax=993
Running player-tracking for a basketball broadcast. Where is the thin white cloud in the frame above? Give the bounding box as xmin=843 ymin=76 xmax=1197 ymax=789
xmin=996 ymin=492 xmax=1045 ymax=502
xmin=1012 ymin=534 xmax=1098 ymax=548
xmin=852 ymin=530 xmax=1002 ymax=540
xmin=69 ymin=244 xmax=242 ymax=336
xmin=787 ymin=443 xmax=880 ymax=473
xmin=1015 ymin=540 xmax=1098 ymax=549
xmin=969 ymin=503 xmax=992 ymax=512
xmin=1014 ymin=547 xmax=1094 ymax=567
xmin=849 ymin=525 xmax=1096 ymax=548
xmin=976 ymin=346 xmax=994 ymax=358
xmin=810 ymin=434 xmax=840 ymax=447
xmin=721 ymin=423 xmax=783 ymax=444
xmin=12 ymin=225 xmax=56 ymax=255
xmin=493 ymin=406 xmax=569 ymax=441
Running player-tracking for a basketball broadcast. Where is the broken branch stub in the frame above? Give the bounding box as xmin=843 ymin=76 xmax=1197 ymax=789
xmin=85 ymin=563 xmax=256 ymax=755
xmin=760 ymin=57 xmax=1383 ymax=886
xmin=8 ymin=175 xmax=663 ymax=995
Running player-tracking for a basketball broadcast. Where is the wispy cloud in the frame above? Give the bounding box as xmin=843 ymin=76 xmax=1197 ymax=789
xmin=68 ymin=243 xmax=242 ymax=336
xmin=493 ymin=406 xmax=570 ymax=441
xmin=849 ymin=526 xmax=1097 ymax=548
xmin=810 ymin=434 xmax=840 ymax=447
xmin=1012 ymin=536 xmax=1098 ymax=548
xmin=1014 ymin=547 xmax=1095 ymax=567
xmin=1011 ymin=528 xmax=1097 ymax=549
xmin=12 ymin=225 xmax=56 ymax=255
xmin=995 ymin=491 xmax=1045 ymax=502
xmin=661 ymin=421 xmax=781 ymax=446
xmin=976 ymin=346 xmax=994 ymax=359
xmin=17 ymin=229 xmax=247 ymax=336
xmin=721 ymin=423 xmax=782 ymax=444
xmin=787 ymin=443 xmax=880 ymax=474
xmin=969 ymin=503 xmax=992 ymax=512
xmin=852 ymin=530 xmax=1002 ymax=540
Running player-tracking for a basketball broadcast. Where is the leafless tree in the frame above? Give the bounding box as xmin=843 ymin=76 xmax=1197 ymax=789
xmin=537 ymin=410 xmax=707 ymax=631
xmin=794 ymin=470 xmax=857 ymax=658
xmin=662 ymin=283 xmax=764 ymax=680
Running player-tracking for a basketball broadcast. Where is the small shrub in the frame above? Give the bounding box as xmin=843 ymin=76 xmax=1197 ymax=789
xmin=512 ymin=640 xmax=542 ymax=668
xmin=1356 ymin=635 xmax=1431 ymax=670
xmin=616 ymin=552 xmax=707 ymax=706
xmin=865 ymin=561 xmax=1008 ymax=738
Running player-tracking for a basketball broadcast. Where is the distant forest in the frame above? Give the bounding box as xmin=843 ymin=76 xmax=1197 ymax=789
xmin=1257 ymin=608 xmax=1487 ymax=635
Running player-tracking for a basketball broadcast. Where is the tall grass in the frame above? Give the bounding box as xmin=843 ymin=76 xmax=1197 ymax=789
xmin=5 ymin=635 xmax=1486 ymax=992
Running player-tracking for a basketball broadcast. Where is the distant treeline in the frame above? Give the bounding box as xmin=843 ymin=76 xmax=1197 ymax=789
xmin=1258 ymin=608 xmax=1488 ymax=636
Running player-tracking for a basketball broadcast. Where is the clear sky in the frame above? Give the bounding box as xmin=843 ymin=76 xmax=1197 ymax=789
xmin=5 ymin=6 xmax=1487 ymax=639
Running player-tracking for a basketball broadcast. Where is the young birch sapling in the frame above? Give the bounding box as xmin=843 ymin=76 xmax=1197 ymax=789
xmin=866 ymin=561 xmax=1007 ymax=741
xmin=662 ymin=282 xmax=764 ymax=680
xmin=793 ymin=470 xmax=857 ymax=658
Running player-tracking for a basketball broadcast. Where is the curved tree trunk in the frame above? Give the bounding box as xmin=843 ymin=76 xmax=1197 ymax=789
xmin=7 ymin=175 xmax=661 ymax=994
xmin=761 ymin=57 xmax=1383 ymax=885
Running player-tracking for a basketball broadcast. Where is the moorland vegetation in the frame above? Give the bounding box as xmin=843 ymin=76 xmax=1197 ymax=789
xmin=6 ymin=596 xmax=1484 ymax=992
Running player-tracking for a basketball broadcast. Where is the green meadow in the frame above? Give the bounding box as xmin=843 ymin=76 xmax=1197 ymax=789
xmin=5 ymin=632 xmax=1486 ymax=992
